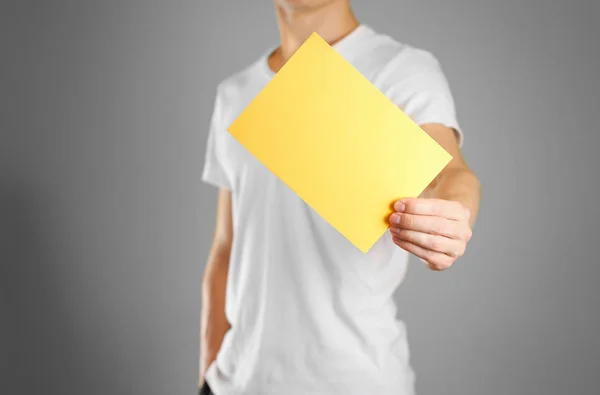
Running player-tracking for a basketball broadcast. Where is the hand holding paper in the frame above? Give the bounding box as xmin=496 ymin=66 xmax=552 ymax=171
xmin=389 ymin=197 xmax=472 ymax=270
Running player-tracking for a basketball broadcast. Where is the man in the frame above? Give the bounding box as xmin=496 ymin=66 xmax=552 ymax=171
xmin=199 ymin=1 xmax=480 ymax=394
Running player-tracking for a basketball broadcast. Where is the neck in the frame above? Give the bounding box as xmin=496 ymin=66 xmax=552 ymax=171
xmin=269 ymin=1 xmax=359 ymax=72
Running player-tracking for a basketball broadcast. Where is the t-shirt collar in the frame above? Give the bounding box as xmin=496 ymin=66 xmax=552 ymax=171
xmin=260 ymin=24 xmax=371 ymax=79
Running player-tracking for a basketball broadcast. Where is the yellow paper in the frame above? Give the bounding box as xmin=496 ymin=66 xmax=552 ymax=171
xmin=227 ymin=33 xmax=452 ymax=253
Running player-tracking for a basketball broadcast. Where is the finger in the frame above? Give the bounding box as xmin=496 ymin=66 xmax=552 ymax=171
xmin=391 ymin=228 xmax=465 ymax=257
xmin=394 ymin=198 xmax=467 ymax=221
xmin=389 ymin=213 xmax=462 ymax=239
xmin=392 ymin=237 xmax=454 ymax=271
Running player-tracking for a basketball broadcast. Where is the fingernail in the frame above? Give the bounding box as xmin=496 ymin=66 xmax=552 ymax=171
xmin=390 ymin=213 xmax=401 ymax=225
xmin=394 ymin=201 xmax=406 ymax=212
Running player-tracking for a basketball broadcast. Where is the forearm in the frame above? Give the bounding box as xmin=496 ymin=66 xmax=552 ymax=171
xmin=422 ymin=167 xmax=481 ymax=228
xmin=199 ymin=247 xmax=231 ymax=383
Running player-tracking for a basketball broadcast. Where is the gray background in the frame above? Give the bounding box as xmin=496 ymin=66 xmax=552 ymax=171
xmin=2 ymin=1 xmax=599 ymax=394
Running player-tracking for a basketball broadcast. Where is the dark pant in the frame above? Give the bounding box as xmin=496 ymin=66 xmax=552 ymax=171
xmin=199 ymin=381 xmax=213 ymax=395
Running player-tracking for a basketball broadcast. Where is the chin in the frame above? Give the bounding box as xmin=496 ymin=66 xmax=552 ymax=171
xmin=276 ymin=0 xmax=339 ymax=11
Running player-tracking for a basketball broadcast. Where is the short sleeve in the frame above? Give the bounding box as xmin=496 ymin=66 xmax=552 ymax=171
xmin=201 ymin=86 xmax=232 ymax=189
xmin=385 ymin=50 xmax=464 ymax=147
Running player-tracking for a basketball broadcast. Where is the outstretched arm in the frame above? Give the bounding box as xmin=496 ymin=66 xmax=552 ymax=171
xmin=389 ymin=123 xmax=481 ymax=270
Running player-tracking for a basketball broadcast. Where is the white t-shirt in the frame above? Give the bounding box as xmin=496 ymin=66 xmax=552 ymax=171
xmin=202 ymin=24 xmax=462 ymax=395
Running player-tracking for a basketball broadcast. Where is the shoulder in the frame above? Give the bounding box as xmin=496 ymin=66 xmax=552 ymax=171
xmin=367 ymin=28 xmax=444 ymax=82
xmin=356 ymin=29 xmax=455 ymax=105
xmin=214 ymin=56 xmax=266 ymax=104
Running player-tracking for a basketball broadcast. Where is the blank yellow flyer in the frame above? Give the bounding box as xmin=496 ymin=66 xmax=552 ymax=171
xmin=227 ymin=33 xmax=452 ymax=253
